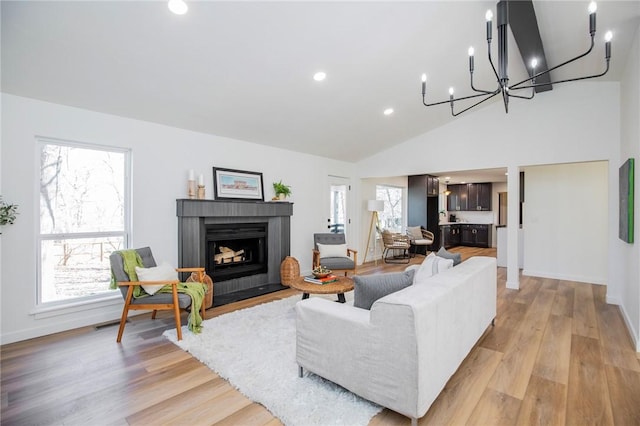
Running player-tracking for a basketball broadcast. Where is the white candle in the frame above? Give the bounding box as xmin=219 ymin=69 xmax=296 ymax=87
xmin=188 ymin=169 xmax=195 ymax=180
xmin=198 ymin=174 xmax=204 ymax=185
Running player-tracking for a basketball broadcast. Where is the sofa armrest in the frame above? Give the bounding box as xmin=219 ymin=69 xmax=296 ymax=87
xmin=296 ymin=298 xmax=372 ymax=380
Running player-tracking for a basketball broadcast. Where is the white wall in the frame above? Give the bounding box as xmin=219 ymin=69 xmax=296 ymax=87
xmin=618 ymin=25 xmax=640 ymax=351
xmin=522 ymin=162 xmax=608 ymax=284
xmin=0 ymin=94 xmax=356 ymax=344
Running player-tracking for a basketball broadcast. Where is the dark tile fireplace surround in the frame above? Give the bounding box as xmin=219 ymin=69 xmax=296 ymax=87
xmin=177 ymin=199 xmax=293 ymax=306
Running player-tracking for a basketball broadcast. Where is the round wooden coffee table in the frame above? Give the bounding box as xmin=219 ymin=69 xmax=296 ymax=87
xmin=290 ymin=275 xmax=354 ymax=303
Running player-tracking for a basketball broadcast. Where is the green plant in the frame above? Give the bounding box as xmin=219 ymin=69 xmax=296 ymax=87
xmin=273 ymin=180 xmax=292 ymax=197
xmin=0 ymin=197 xmax=18 ymax=229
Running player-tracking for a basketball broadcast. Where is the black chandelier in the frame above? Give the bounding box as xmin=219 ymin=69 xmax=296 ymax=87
xmin=421 ymin=1 xmax=612 ymax=116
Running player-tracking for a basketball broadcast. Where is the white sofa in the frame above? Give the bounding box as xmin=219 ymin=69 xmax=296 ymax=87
xmin=295 ymin=256 xmax=497 ymax=424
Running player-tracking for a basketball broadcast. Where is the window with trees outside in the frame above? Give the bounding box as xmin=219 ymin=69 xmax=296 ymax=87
xmin=376 ymin=185 xmax=403 ymax=233
xmin=38 ymin=138 xmax=131 ymax=304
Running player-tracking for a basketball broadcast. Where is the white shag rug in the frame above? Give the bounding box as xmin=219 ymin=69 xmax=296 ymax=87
xmin=163 ymin=295 xmax=382 ymax=426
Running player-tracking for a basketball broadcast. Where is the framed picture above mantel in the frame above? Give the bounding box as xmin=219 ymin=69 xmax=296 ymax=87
xmin=213 ymin=167 xmax=264 ymax=201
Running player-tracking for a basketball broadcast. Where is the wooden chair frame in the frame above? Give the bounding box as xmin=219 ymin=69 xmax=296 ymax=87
xmin=116 ymin=267 xmax=206 ymax=342
xmin=312 ymin=247 xmax=358 ymax=276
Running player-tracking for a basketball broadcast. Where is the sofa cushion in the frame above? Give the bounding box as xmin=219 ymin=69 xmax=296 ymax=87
xmin=353 ymin=269 xmax=415 ymax=310
xmin=414 ymin=253 xmax=454 ymax=284
xmin=407 ymin=226 xmax=423 ymax=240
xmin=317 ymin=243 xmax=348 ymax=259
xmin=437 ymin=247 xmax=462 ymax=266
xmin=135 ymin=261 xmax=178 ymax=295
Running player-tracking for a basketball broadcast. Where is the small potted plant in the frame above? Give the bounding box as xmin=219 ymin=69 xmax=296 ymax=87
xmin=272 ymin=180 xmax=292 ymax=200
xmin=0 ymin=196 xmax=18 ymax=233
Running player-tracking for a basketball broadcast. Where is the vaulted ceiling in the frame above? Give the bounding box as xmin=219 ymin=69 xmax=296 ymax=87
xmin=2 ymin=1 xmax=639 ymax=162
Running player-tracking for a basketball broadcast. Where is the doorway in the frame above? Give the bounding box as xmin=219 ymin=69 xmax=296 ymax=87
xmin=498 ymin=192 xmax=508 ymax=226
xmin=327 ymin=176 xmax=350 ymax=237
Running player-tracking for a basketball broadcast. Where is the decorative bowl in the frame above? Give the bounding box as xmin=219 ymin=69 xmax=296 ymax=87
xmin=313 ymin=271 xmax=331 ymax=278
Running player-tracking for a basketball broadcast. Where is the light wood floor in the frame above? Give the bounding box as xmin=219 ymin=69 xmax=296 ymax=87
xmin=2 ymin=247 xmax=639 ymax=425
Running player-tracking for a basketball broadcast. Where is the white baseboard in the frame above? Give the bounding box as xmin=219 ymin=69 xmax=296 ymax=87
xmin=614 ymin=299 xmax=640 ymax=353
xmin=1 ymin=306 xmax=124 ymax=345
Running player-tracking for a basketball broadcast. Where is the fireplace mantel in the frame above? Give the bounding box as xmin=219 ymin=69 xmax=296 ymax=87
xmin=176 ymin=199 xmax=293 ymax=300
xmin=177 ymin=199 xmax=293 ymax=218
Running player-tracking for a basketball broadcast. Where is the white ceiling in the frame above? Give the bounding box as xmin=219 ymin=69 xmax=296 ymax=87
xmin=2 ymin=1 xmax=639 ymax=164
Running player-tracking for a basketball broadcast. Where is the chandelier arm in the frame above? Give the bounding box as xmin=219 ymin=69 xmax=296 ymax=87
xmin=512 ymin=60 xmax=610 ymax=90
xmin=510 ymin=36 xmax=596 ymax=90
xmin=507 ymin=91 xmax=535 ymax=100
xmin=423 ymin=89 xmax=498 ymax=108
xmin=451 ymin=91 xmax=501 ymax=117
xmin=486 ymin=39 xmax=502 ymax=84
xmin=470 ymin=72 xmax=497 ymax=94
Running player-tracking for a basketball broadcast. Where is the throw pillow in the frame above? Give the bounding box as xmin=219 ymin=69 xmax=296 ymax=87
xmin=413 ymin=253 xmax=454 ymax=284
xmin=317 ymin=243 xmax=348 ymax=258
xmin=407 ymin=226 xmax=423 ymax=240
xmin=436 ymin=247 xmax=462 ymax=266
xmin=353 ymin=269 xmax=415 ymax=310
xmin=135 ymin=261 xmax=179 ymax=295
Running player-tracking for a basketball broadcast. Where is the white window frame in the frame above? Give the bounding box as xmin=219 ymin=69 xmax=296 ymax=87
xmin=376 ymin=184 xmax=405 ymax=233
xmin=36 ymin=136 xmax=132 ymax=308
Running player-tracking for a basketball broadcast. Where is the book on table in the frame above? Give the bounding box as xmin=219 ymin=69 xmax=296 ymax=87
xmin=303 ymin=274 xmax=339 ymax=284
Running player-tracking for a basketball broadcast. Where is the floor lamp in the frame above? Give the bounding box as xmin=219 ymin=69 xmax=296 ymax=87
xmin=363 ymin=200 xmax=384 ymax=265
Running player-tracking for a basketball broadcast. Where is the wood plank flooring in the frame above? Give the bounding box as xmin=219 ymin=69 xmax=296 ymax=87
xmin=2 ymin=247 xmax=639 ymax=425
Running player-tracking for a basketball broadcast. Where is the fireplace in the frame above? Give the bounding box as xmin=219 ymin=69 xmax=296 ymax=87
xmin=177 ymin=199 xmax=293 ymax=305
xmin=206 ymin=223 xmax=267 ymax=282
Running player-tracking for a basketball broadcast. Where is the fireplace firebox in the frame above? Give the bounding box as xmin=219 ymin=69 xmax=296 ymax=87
xmin=206 ymin=223 xmax=267 ymax=282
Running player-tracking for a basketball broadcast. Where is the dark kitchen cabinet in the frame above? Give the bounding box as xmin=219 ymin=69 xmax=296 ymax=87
xmin=460 ymin=224 xmax=475 ymax=245
xmin=475 ymin=224 xmax=490 ymax=247
xmin=427 ymin=176 xmax=440 ymax=196
xmin=408 ymin=175 xmax=440 ymax=250
xmin=440 ymin=224 xmax=460 ymax=248
xmin=467 ymin=183 xmax=492 ymax=211
xmin=458 ymin=224 xmax=491 ymax=247
xmin=447 ymin=184 xmax=468 ymax=211
xmin=448 ymin=183 xmax=491 ymax=211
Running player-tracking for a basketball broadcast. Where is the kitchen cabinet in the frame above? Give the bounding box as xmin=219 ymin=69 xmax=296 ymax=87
xmin=447 ymin=184 xmax=468 ymax=211
xmin=448 ymin=183 xmax=491 ymax=211
xmin=440 ymin=224 xmax=460 ymax=248
xmin=467 ymin=183 xmax=492 ymax=211
xmin=408 ymin=175 xmax=440 ymax=250
xmin=460 ymin=224 xmax=475 ymax=245
xmin=459 ymin=224 xmax=492 ymax=247
xmin=427 ymin=176 xmax=439 ymax=196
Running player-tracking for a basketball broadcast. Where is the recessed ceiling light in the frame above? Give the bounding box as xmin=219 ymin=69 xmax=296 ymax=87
xmin=168 ymin=0 xmax=188 ymax=15
xmin=313 ymin=72 xmax=326 ymax=81
xmin=383 ymin=108 xmax=394 ymax=116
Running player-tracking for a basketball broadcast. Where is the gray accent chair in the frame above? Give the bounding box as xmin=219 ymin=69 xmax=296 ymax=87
xmin=109 ymin=247 xmax=206 ymax=342
xmin=312 ymin=233 xmax=357 ymax=276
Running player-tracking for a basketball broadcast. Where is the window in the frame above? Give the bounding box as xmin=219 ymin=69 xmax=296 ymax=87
xmin=376 ymin=185 xmax=403 ymax=232
xmin=38 ymin=138 xmax=130 ymax=304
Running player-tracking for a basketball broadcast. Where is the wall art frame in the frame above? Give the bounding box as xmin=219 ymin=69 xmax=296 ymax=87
xmin=213 ymin=167 xmax=264 ymax=201
xmin=619 ymin=158 xmax=634 ymax=244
